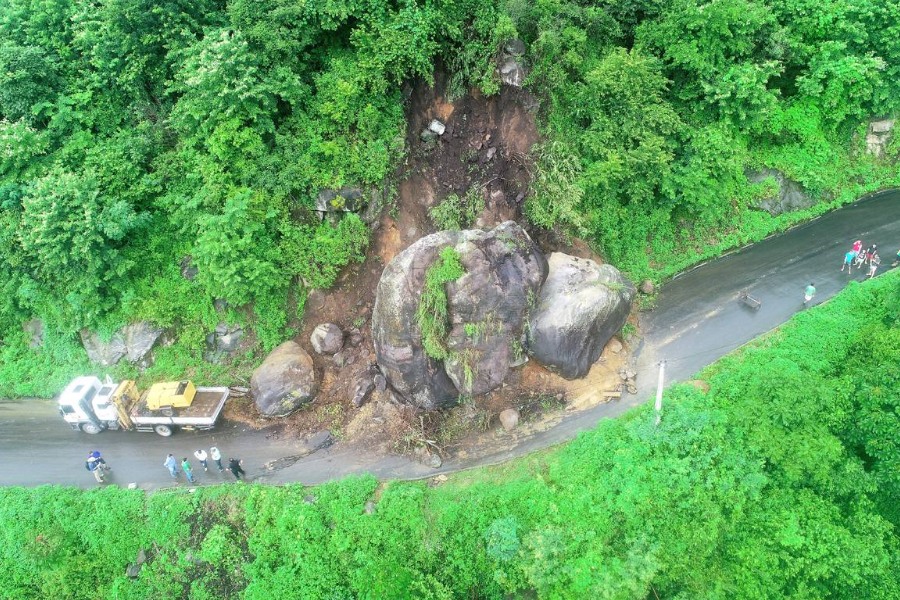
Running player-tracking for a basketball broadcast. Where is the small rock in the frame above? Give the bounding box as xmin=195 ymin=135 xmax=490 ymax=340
xmin=427 ymin=453 xmax=442 ymax=469
xmin=213 ymin=298 xmax=229 ymax=312
xmin=485 ymin=147 xmax=497 ymax=161
xmin=364 ymin=501 xmax=376 ymax=515
xmin=303 ymin=494 xmax=317 ymax=504
xmin=428 ymin=119 xmax=446 ymax=135
xmin=333 ymin=352 xmax=345 ymax=367
xmin=374 ymin=374 xmax=387 ymax=392
xmin=348 ymin=332 xmax=364 ymax=347
xmin=499 ymin=408 xmax=520 ymax=432
xmin=640 ymin=279 xmax=655 ymax=295
xmin=433 ymin=474 xmax=448 ymax=484
xmin=351 ymin=376 xmax=376 ymax=407
xmin=607 ymin=338 xmax=623 ymax=354
xmin=311 ymin=323 xmax=343 ymax=354
xmin=180 ymin=256 xmax=199 ymax=281
xmin=504 ymin=39 xmax=526 ymax=56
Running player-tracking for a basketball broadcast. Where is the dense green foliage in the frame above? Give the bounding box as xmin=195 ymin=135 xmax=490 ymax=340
xmin=2 ymin=272 xmax=897 ymax=598
xmin=417 ymin=246 xmax=465 ymax=360
xmin=1 ymin=0 xmax=897 ymax=396
xmin=516 ymin=0 xmax=900 ymax=279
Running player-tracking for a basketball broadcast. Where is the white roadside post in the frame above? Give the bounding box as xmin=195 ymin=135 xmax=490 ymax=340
xmin=655 ymin=360 xmax=666 ymax=426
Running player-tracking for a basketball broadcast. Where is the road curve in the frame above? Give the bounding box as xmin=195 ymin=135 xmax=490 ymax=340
xmin=0 ymin=191 xmax=897 ymax=489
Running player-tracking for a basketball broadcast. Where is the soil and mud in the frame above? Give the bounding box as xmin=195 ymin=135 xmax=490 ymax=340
xmin=223 ymin=72 xmax=636 ymax=464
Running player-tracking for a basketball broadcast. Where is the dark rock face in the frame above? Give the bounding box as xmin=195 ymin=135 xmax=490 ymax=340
xmin=747 ymin=168 xmax=814 ymax=216
xmin=204 ymin=323 xmax=243 ymax=364
xmin=372 ymin=222 xmax=547 ymax=410
xmin=527 ymin=253 xmax=636 ymax=379
xmin=23 ymin=318 xmax=43 ymax=349
xmin=251 ymin=341 xmax=318 ymax=417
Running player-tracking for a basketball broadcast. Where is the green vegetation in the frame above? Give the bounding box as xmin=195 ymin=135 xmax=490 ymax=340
xmin=516 ymin=0 xmax=900 ymax=281
xmin=2 ymin=271 xmax=897 ymax=598
xmin=417 ymin=247 xmax=465 ymax=360
xmin=429 ymin=187 xmax=486 ymax=231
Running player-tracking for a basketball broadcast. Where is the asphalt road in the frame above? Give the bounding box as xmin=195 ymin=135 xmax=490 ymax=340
xmin=1 ymin=191 xmax=897 ymax=490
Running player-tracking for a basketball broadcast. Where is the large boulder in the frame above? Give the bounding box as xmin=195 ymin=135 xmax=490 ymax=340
xmin=81 ymin=330 xmax=127 ymax=366
xmin=527 ymin=253 xmax=635 ymax=379
xmin=747 ymin=168 xmax=814 ymax=216
xmin=373 ymin=221 xmax=547 ymax=410
xmin=251 ymin=341 xmax=318 ymax=417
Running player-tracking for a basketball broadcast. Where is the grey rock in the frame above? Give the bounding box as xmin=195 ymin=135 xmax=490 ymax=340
xmin=180 ymin=256 xmax=198 ymax=281
xmin=639 ymin=279 xmax=655 ymax=295
xmin=213 ymin=298 xmax=228 ymax=312
xmin=374 ymin=374 xmax=387 ymax=392
xmin=316 ymin=187 xmax=364 ymax=213
xmin=22 ymin=318 xmax=43 ymax=349
xmin=747 ymin=168 xmax=814 ymax=216
xmin=364 ymin=501 xmax=376 ymax=515
xmin=351 ymin=376 xmax=376 ymax=407
xmin=372 ymin=222 xmax=547 ymax=410
xmin=500 ymin=58 xmax=526 ymax=87
xmin=499 ymin=408 xmax=519 ymax=432
xmin=333 ymin=352 xmax=345 ymax=368
xmin=310 ymin=323 xmax=343 ymax=355
xmin=121 ymin=322 xmax=164 ymax=363
xmin=504 ymin=39 xmax=526 ymax=56
xmin=527 ymin=253 xmax=636 ymax=379
xmin=607 ymin=337 xmax=623 ymax=354
xmin=428 ymin=119 xmax=446 ymax=135
xmin=865 ymin=119 xmax=895 ymax=157
xmin=485 ymin=147 xmax=497 ymax=161
xmin=426 ymin=452 xmax=442 ymax=469
xmin=251 ymin=341 xmax=318 ymax=417
xmin=348 ymin=332 xmax=364 ymax=347
xmin=80 ymin=329 xmax=127 ymax=366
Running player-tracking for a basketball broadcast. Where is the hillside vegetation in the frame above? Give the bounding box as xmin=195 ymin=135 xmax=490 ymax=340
xmin=2 ymin=0 xmax=899 ymax=395
xmin=1 ymin=271 xmax=897 ymax=598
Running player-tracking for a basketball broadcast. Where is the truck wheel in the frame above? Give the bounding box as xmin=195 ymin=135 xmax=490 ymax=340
xmin=80 ymin=422 xmax=102 ymax=435
xmin=154 ymin=424 xmax=174 ymax=437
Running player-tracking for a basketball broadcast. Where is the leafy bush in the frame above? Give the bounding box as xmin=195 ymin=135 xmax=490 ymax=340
xmin=417 ymin=247 xmax=465 ymax=360
xmin=429 ymin=187 xmax=485 ymax=231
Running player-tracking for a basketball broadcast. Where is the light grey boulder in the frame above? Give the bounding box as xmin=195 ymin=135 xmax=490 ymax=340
xmin=22 ymin=319 xmax=43 ymax=349
xmin=499 ymin=408 xmax=520 ymax=432
xmin=122 ymin=322 xmax=164 ymax=364
xmin=372 ymin=221 xmax=547 ymax=410
xmin=310 ymin=323 xmax=343 ymax=355
xmin=747 ymin=168 xmax=814 ymax=215
xmin=500 ymin=58 xmax=526 ymax=87
xmin=251 ymin=341 xmax=318 ymax=417
xmin=865 ymin=118 xmax=895 ymax=157
xmin=81 ymin=321 xmax=165 ymax=366
xmin=527 ymin=253 xmax=636 ymax=379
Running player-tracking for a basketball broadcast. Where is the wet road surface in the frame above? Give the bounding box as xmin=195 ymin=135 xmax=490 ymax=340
xmin=1 ymin=191 xmax=897 ymax=489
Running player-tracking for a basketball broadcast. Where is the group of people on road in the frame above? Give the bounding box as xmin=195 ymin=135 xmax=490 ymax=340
xmin=841 ymin=239 xmax=882 ymax=279
xmin=163 ymin=447 xmax=246 ymax=484
xmin=85 ymin=446 xmax=247 ymax=485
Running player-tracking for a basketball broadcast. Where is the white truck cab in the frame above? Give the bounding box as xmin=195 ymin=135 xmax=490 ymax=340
xmin=58 ymin=376 xmax=104 ymax=432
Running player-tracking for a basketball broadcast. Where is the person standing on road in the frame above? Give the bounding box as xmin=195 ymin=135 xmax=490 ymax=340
xmin=164 ymin=453 xmax=179 ymax=479
xmin=182 ymin=457 xmax=196 ymax=483
xmin=841 ymin=250 xmax=856 ymax=272
xmin=210 ymin=446 xmax=224 ymax=472
xmin=852 ymin=240 xmax=862 ymax=254
xmin=85 ymin=453 xmax=104 ymax=483
xmin=804 ymin=283 xmax=816 ymax=306
xmin=868 ymin=253 xmax=881 ymax=279
xmin=228 ymin=458 xmax=245 ymax=481
xmin=194 ymin=449 xmax=209 ymax=472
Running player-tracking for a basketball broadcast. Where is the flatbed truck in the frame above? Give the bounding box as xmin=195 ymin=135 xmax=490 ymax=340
xmin=58 ymin=376 xmax=229 ymax=437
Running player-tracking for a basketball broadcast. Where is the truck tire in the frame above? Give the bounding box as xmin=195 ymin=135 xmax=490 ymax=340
xmin=80 ymin=422 xmax=103 ymax=435
xmin=154 ymin=424 xmax=174 ymax=437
